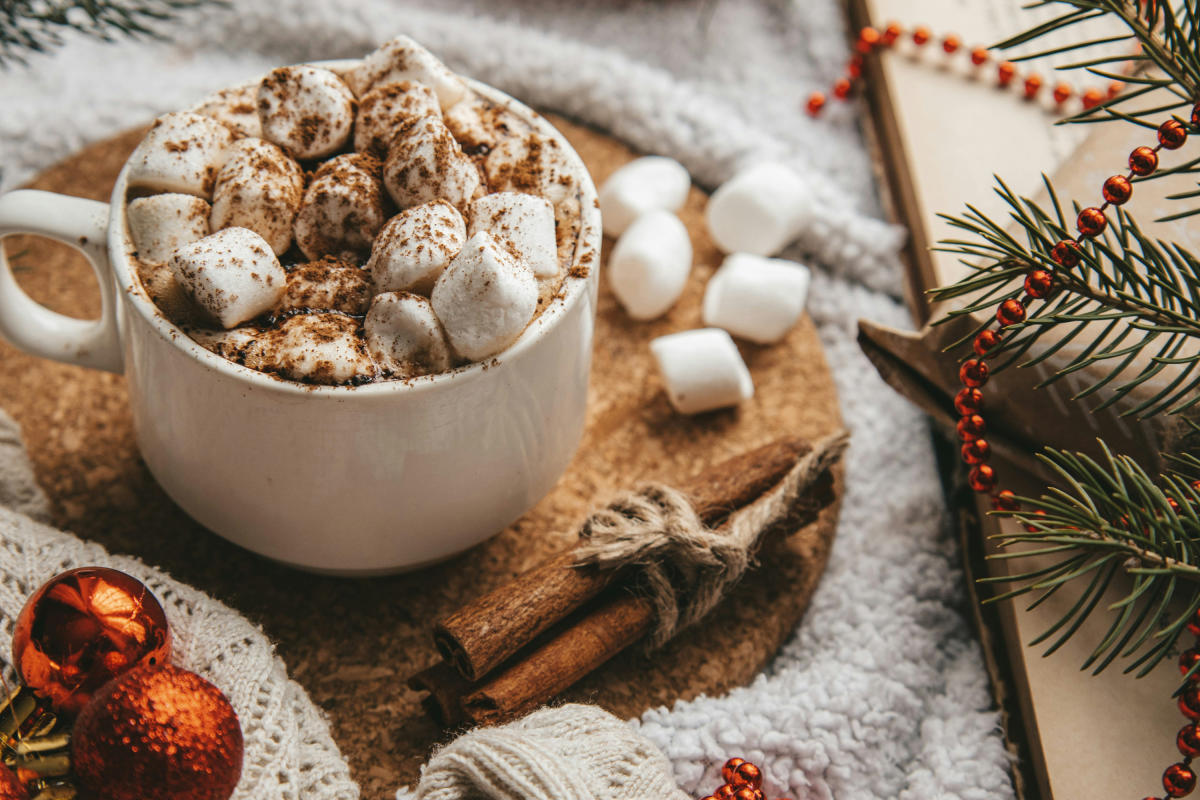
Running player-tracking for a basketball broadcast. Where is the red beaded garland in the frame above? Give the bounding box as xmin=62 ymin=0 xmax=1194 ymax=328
xmin=856 ymin=27 xmax=880 ymax=53
xmin=996 ymin=298 xmax=1027 ymax=326
xmin=1164 ymin=762 xmax=1197 ymax=797
xmin=1052 ymin=82 xmax=1072 ymax=104
xmin=806 ymin=92 xmax=826 ymax=116
xmin=731 ymin=762 xmax=763 ymax=790
xmin=968 ymin=464 xmax=997 ymax=492
xmin=957 ymin=414 xmax=986 ymax=441
xmin=973 ymin=329 xmax=1002 ymax=357
xmin=1192 ymin=101 xmax=1200 ymax=127
xmin=961 ymin=438 xmax=991 ymax=465
xmin=1077 ymin=207 xmax=1108 ymax=237
xmin=1023 ymin=74 xmax=1042 ymax=99
xmin=1024 ymin=270 xmax=1054 ymax=299
xmin=721 ymin=759 xmax=746 ymax=785
xmin=970 ymin=46 xmax=988 ymax=66
xmin=882 ymin=22 xmax=902 ymax=46
xmin=1180 ymin=648 xmax=1200 ymax=680
xmin=992 ymin=490 xmax=1020 ymax=511
xmin=959 ymin=359 xmax=989 ymax=388
xmin=833 ymin=78 xmax=852 ymax=99
xmin=1051 ymin=239 xmax=1082 ymax=267
xmin=942 ymin=34 xmax=960 ymax=54
xmin=954 ymin=387 xmax=983 ymax=416
xmin=1159 ymin=118 xmax=1189 ymax=150
xmin=1181 ymin=687 xmax=1200 ymax=720
xmin=714 ymin=785 xmax=736 ymax=800
xmin=1178 ymin=723 xmax=1200 ymax=758
xmin=1082 ymin=87 xmax=1104 ymax=109
xmin=732 ymin=790 xmax=763 ymax=800
xmin=912 ymin=26 xmax=930 ymax=45
xmin=1187 ymin=608 xmax=1200 ymax=636
xmin=1102 ymin=174 xmax=1133 ymax=205
xmin=1130 ymin=145 xmax=1160 ymax=176
xmin=997 ymin=61 xmax=1016 ymax=87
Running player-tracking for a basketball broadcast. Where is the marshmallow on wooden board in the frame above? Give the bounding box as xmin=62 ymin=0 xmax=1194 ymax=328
xmin=346 ymin=35 xmax=467 ymax=110
xmin=365 ymin=292 xmax=452 ymax=376
xmin=242 ymin=313 xmax=375 ymax=385
xmin=607 ymin=210 xmax=692 ymax=320
xmin=126 ymin=112 xmax=235 ymax=199
xmin=168 ymin=227 xmax=286 ymax=329
xmin=194 ymin=84 xmax=263 ymax=138
xmin=650 ymin=328 xmax=754 ymax=415
xmin=702 ymin=253 xmax=811 ymax=344
xmin=258 ymin=65 xmax=356 ymax=160
xmin=354 ymin=80 xmax=441 ymax=156
xmin=598 ymin=156 xmax=690 ymax=237
xmin=368 ymin=200 xmax=466 ymax=295
xmin=127 ymin=193 xmax=210 ymax=264
xmin=277 ymin=256 xmax=374 ymax=315
xmin=469 ymin=192 xmax=558 ymax=278
xmin=210 ymin=138 xmax=304 ymax=255
xmin=383 ymin=115 xmax=481 ymax=211
xmin=706 ymin=162 xmax=811 ymax=257
xmin=294 ymin=153 xmax=388 ymax=261
xmin=431 ymin=231 xmax=538 ymax=361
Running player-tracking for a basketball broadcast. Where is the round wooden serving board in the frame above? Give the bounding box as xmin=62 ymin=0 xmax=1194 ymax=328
xmin=0 ymin=116 xmax=842 ymax=799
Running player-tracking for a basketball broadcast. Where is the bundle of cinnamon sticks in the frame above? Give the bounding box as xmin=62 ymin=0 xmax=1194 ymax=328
xmin=408 ymin=435 xmax=841 ymax=727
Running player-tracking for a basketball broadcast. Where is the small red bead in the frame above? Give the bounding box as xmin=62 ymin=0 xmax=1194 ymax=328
xmin=1024 ymin=270 xmax=1054 ymax=299
xmin=847 ymin=55 xmax=863 ymax=79
xmin=912 ymin=26 xmax=930 ymax=45
xmin=1160 ymin=118 xmax=1189 ymax=150
xmin=1023 ymin=509 xmax=1046 ymax=533
xmin=1052 ymin=83 xmax=1072 ymax=104
xmin=731 ymin=763 xmax=763 ymax=791
xmin=721 ymin=759 xmax=746 ymax=785
xmin=992 ymin=490 xmax=1020 ymax=511
xmin=969 ymin=464 xmax=997 ymax=492
xmin=970 ymin=46 xmax=988 ymax=66
xmin=732 ymin=789 xmax=763 ymax=800
xmin=1181 ymin=648 xmax=1200 ymax=680
xmin=1102 ymin=174 xmax=1133 ymax=205
xmin=806 ymin=92 xmax=826 ymax=116
xmin=942 ymin=35 xmax=960 ymax=54
xmin=882 ymin=22 xmax=902 ymax=46
xmin=857 ymin=27 xmax=881 ymax=53
xmin=1130 ymin=145 xmax=1160 ymax=176
xmin=1108 ymin=80 xmax=1124 ymax=99
xmin=996 ymin=298 xmax=1027 ymax=327
xmin=833 ymin=78 xmax=852 ymax=100
xmin=997 ymin=61 xmax=1015 ymax=87
xmin=1051 ymin=239 xmax=1082 ymax=267
xmin=1023 ymin=74 xmax=1042 ymax=99
xmin=1181 ymin=687 xmax=1200 ymax=719
xmin=961 ymin=438 xmax=991 ymax=465
xmin=714 ymin=785 xmax=736 ymax=800
xmin=1187 ymin=607 xmax=1200 ymax=636
xmin=1082 ymin=87 xmax=1104 ymax=110
xmin=954 ymin=387 xmax=984 ymax=416
xmin=959 ymin=359 xmax=989 ymax=388
xmin=1165 ymin=762 xmax=1197 ymax=797
xmin=1179 ymin=723 xmax=1200 ymax=758
xmin=957 ymin=414 xmax=986 ymax=441
xmin=1192 ymin=100 xmax=1200 ymax=127
xmin=1077 ymin=207 xmax=1107 ymax=238
xmin=973 ymin=329 xmax=1002 ymax=357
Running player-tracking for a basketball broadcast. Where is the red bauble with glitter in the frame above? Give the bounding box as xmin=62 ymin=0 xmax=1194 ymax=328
xmin=0 ymin=766 xmax=28 ymax=800
xmin=71 ymin=664 xmax=243 ymax=800
xmin=12 ymin=567 xmax=170 ymax=716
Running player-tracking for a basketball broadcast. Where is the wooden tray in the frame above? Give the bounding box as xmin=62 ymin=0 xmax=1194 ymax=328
xmin=0 ymin=115 xmax=843 ymax=799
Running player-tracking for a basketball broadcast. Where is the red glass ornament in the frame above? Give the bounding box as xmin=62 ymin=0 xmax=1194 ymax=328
xmin=0 ymin=766 xmax=29 ymax=800
xmin=1192 ymin=100 xmax=1200 ymax=127
xmin=71 ymin=665 xmax=243 ymax=800
xmin=806 ymin=92 xmax=826 ymax=116
xmin=1159 ymin=118 xmax=1188 ymax=150
xmin=1181 ymin=648 xmax=1200 ymax=680
xmin=1187 ymin=607 xmax=1200 ymax=636
xmin=715 ymin=785 xmax=736 ymax=800
xmin=1082 ymin=88 xmax=1104 ymax=110
xmin=973 ymin=329 xmax=1001 ymax=357
xmin=961 ymin=438 xmax=991 ymax=465
xmin=1130 ymin=145 xmax=1159 ymax=176
xmin=954 ymin=388 xmax=983 ymax=416
xmin=912 ymin=26 xmax=931 ymax=45
xmin=882 ymin=22 xmax=902 ymax=46
xmin=1051 ymin=239 xmax=1082 ymax=267
xmin=959 ymin=359 xmax=989 ymax=388
xmin=1052 ymin=83 xmax=1072 ymax=104
xmin=969 ymin=464 xmax=997 ymax=492
xmin=732 ymin=762 xmax=763 ymax=791
xmin=1077 ymin=207 xmax=1107 ymax=238
xmin=1024 ymin=270 xmax=1054 ymax=299
xmin=833 ymin=78 xmax=852 ymax=100
xmin=12 ymin=567 xmax=171 ymax=716
xmin=997 ymin=61 xmax=1015 ymax=87
xmin=996 ymin=298 xmax=1026 ymax=326
xmin=1178 ymin=723 xmax=1200 ymax=758
xmin=1180 ymin=686 xmax=1200 ymax=720
xmin=992 ymin=490 xmax=1020 ymax=511
xmin=721 ymin=759 xmax=746 ymax=785
xmin=942 ymin=35 xmax=960 ymax=54
xmin=732 ymin=789 xmax=762 ymax=800
xmin=857 ymin=27 xmax=880 ymax=53
xmin=1164 ymin=762 xmax=1197 ymax=797
xmin=1023 ymin=74 xmax=1042 ymax=99
xmin=1102 ymin=175 xmax=1133 ymax=205
xmin=957 ymin=414 xmax=986 ymax=441
xmin=970 ymin=47 xmax=988 ymax=66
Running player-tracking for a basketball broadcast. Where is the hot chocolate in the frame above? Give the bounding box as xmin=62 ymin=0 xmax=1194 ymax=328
xmin=125 ymin=36 xmax=583 ymax=386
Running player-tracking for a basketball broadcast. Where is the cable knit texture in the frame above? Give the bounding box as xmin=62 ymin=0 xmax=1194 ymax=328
xmin=0 ymin=2 xmax=1014 ymax=798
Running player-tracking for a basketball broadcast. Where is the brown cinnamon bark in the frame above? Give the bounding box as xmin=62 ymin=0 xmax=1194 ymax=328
xmin=406 ymin=661 xmax=474 ymax=728
xmin=433 ymin=436 xmax=813 ymax=681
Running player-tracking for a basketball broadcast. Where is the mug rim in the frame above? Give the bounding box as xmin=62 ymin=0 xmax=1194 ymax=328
xmin=108 ymin=62 xmax=601 ymax=397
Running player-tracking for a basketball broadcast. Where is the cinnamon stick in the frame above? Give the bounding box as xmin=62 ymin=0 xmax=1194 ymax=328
xmin=433 ymin=436 xmax=813 ymax=681
xmin=406 ymin=662 xmax=473 ymax=728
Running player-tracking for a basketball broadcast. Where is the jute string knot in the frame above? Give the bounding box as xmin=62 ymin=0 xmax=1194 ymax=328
xmin=574 ymin=431 xmax=849 ymax=648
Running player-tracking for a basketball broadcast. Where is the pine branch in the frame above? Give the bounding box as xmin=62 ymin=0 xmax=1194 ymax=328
xmin=0 ymin=0 xmax=225 ymax=66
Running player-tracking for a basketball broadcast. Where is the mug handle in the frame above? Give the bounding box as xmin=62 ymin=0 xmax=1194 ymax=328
xmin=0 ymin=190 xmax=123 ymax=373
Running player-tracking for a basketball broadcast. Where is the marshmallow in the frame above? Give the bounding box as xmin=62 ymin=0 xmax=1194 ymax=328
xmin=210 ymin=138 xmax=304 ymax=255
xmin=127 ymin=193 xmax=211 ymax=264
xmin=367 ymin=200 xmax=466 ymax=295
xmin=347 ymin=35 xmax=467 ymax=110
xmin=431 ymin=232 xmax=538 ymax=361
xmin=277 ymin=256 xmax=374 ymax=315
xmin=242 ymin=313 xmax=376 ymax=385
xmin=469 ymin=192 xmax=558 ymax=278
xmin=702 ymin=253 xmax=811 ymax=344
xmin=650 ymin=328 xmax=754 ymax=415
xmin=443 ymin=93 xmax=498 ymax=154
xmin=258 ymin=65 xmax=356 ymax=160
xmin=126 ymin=111 xmax=235 ymax=199
xmin=294 ymin=153 xmax=388 ymax=261
xmin=168 ymin=227 xmax=286 ymax=329
xmin=191 ymin=327 xmax=258 ymax=359
xmin=598 ymin=156 xmax=690 ymax=237
xmin=354 ymin=80 xmax=441 ymax=156
xmin=607 ymin=210 xmax=692 ymax=320
xmin=194 ymin=84 xmax=263 ymax=138
xmin=136 ymin=260 xmax=207 ymax=327
xmin=485 ymin=133 xmax=574 ymax=207
xmin=365 ymin=292 xmax=452 ymax=376
xmin=706 ymin=162 xmax=811 ymax=256
xmin=383 ymin=115 xmax=481 ymax=211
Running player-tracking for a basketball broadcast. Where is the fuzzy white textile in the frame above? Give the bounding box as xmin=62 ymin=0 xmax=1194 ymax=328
xmin=0 ymin=2 xmax=1014 ymax=798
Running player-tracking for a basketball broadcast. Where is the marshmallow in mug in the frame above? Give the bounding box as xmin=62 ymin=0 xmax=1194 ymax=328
xmin=242 ymin=313 xmax=376 ymax=385
xmin=210 ymin=138 xmax=305 ymax=256
xmin=194 ymin=84 xmax=263 ymax=139
xmin=468 ymin=192 xmax=558 ymax=278
xmin=346 ymin=35 xmax=468 ymax=110
xmin=365 ymin=292 xmax=453 ymax=376
xmin=702 ymin=253 xmax=811 ymax=344
xmin=608 ymin=210 xmax=692 ymax=320
xmin=598 ymin=156 xmax=690 ymax=237
xmin=650 ymin=328 xmax=754 ymax=415
xmin=276 ymin=256 xmax=375 ymax=316
xmin=294 ymin=153 xmax=388 ymax=261
xmin=258 ymin=65 xmax=356 ymax=160
xmin=355 ymin=80 xmax=442 ymax=156
xmin=168 ymin=227 xmax=286 ymax=329
xmin=706 ymin=162 xmax=810 ymax=257
xmin=431 ymin=231 xmax=538 ymax=361
xmin=127 ymin=193 xmax=211 ymax=264
xmin=384 ymin=114 xmax=481 ymax=211
xmin=126 ymin=112 xmax=235 ymax=199
xmin=368 ymin=200 xmax=467 ymax=295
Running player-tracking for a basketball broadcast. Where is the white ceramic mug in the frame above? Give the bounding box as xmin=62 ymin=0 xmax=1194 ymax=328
xmin=0 ymin=69 xmax=602 ymax=574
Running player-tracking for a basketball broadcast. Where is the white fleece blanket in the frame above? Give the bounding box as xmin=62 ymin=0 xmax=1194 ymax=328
xmin=0 ymin=2 xmax=1014 ymax=798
